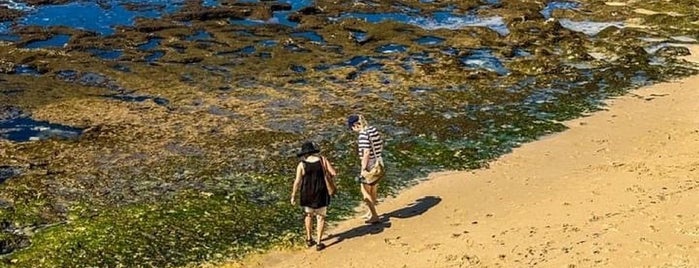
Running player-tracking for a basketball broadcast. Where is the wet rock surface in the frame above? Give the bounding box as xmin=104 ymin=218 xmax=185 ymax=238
xmin=0 ymin=0 xmax=697 ymax=267
xmin=0 ymin=7 xmax=24 ymax=21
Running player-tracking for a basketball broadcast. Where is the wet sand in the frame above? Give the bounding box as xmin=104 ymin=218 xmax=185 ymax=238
xmin=215 ymin=45 xmax=699 ymax=268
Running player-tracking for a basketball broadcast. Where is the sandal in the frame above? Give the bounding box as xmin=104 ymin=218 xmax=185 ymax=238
xmin=316 ymin=243 xmax=326 ymax=251
xmin=305 ymin=239 xmax=316 ymax=247
xmin=364 ymin=217 xmax=381 ymax=224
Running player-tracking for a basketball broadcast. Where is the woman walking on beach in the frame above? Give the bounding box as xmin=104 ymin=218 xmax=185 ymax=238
xmin=291 ymin=141 xmax=337 ymax=251
xmin=347 ymin=114 xmax=384 ymax=224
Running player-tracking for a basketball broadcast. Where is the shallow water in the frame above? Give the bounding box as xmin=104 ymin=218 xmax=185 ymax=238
xmin=336 ymin=11 xmax=509 ymax=35
xmin=460 ymin=49 xmax=509 ymax=75
xmin=88 ymin=48 xmax=123 ymax=60
xmin=559 ymin=19 xmax=623 ymax=36
xmin=0 ymin=117 xmax=83 ymax=142
xmin=415 ymin=36 xmax=445 ymax=46
xmin=19 ymin=1 xmax=163 ymax=35
xmin=541 ymin=1 xmax=579 ymax=20
xmin=24 ymin=34 xmax=70 ymax=48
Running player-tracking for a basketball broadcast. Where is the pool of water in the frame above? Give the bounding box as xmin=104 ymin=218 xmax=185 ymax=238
xmin=375 ymin=43 xmax=408 ymax=54
xmin=203 ymin=0 xmax=219 ymax=7
xmin=0 ymin=33 xmax=20 ymax=42
xmin=460 ymin=49 xmax=509 ymax=75
xmin=415 ymin=36 xmax=445 ymax=46
xmin=13 ymin=65 xmax=42 ymax=76
xmin=0 ymin=116 xmax=83 ymax=142
xmin=334 ymin=11 xmax=509 ymax=35
xmin=559 ymin=19 xmax=623 ymax=36
xmin=342 ymin=55 xmax=385 ymax=71
xmin=186 ymin=30 xmax=213 ymax=41
xmin=290 ymin=31 xmax=324 ymax=43
xmin=258 ymin=39 xmax=279 ymax=47
xmin=349 ymin=30 xmax=370 ymax=44
xmin=226 ymin=0 xmax=312 ymax=28
xmin=512 ymin=48 xmax=532 ymax=58
xmin=540 ymin=1 xmax=580 ymax=19
xmin=88 ymin=48 xmax=123 ymax=60
xmin=18 ymin=1 xmax=165 ymax=35
xmin=4 ymin=0 xmax=285 ymax=36
xmin=290 ymin=64 xmax=307 ymax=73
xmin=24 ymin=34 xmax=70 ymax=48
xmin=145 ymin=51 xmax=166 ymax=63
xmin=137 ymin=38 xmax=161 ymax=51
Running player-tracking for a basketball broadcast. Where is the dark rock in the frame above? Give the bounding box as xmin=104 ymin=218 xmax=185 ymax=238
xmin=121 ymin=2 xmax=166 ymax=12
xmin=23 ymin=0 xmax=72 ymax=4
xmin=266 ymin=118 xmax=305 ymax=134
xmin=169 ymin=7 xmax=251 ymax=21
xmin=0 ymin=7 xmax=24 ymax=22
xmin=500 ymin=0 xmax=545 ymax=22
xmin=596 ymin=25 xmax=624 ymax=38
xmin=346 ymin=71 xmax=358 ymax=80
xmin=0 ymin=106 xmax=25 ymax=120
xmin=164 ymin=57 xmax=204 ymax=64
xmin=208 ymin=106 xmax=237 ymax=117
xmin=193 ymin=42 xmax=213 ymax=49
xmin=54 ymin=70 xmax=79 ymax=82
xmin=165 ymin=142 xmax=204 ymax=156
xmin=111 ymin=64 xmax=131 ymax=72
xmin=298 ymin=6 xmax=322 ymax=15
xmin=0 ymin=232 xmax=30 ymax=255
xmin=270 ymin=3 xmax=292 ymax=12
xmin=153 ymin=97 xmax=169 ymax=106
xmin=288 ymin=7 xmax=322 ymax=23
xmin=133 ymin=18 xmax=187 ymax=32
xmin=180 ymin=73 xmax=195 ymax=83
xmin=249 ymin=7 xmax=273 ymax=21
xmin=166 ymin=43 xmax=187 ymax=53
xmin=348 ymin=30 xmax=374 ymax=45
xmin=287 ymin=13 xmax=302 ymax=23
xmin=78 ymin=72 xmax=109 ymax=87
xmin=0 ymin=166 xmax=21 ymax=183
xmin=656 ymin=46 xmax=691 ymax=57
xmin=0 ymin=218 xmax=10 ymax=229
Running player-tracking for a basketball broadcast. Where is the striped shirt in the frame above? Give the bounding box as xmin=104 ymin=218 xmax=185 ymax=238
xmin=358 ymin=126 xmax=383 ymax=159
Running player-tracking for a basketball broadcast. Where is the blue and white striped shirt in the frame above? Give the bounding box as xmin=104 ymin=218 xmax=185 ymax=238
xmin=358 ymin=126 xmax=383 ymax=159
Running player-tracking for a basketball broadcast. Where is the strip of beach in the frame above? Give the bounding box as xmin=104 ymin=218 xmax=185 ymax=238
xmin=217 ymin=46 xmax=699 ymax=268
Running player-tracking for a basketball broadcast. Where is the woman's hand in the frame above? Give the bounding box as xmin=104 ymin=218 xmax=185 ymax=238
xmin=290 ymin=196 xmax=296 ymax=205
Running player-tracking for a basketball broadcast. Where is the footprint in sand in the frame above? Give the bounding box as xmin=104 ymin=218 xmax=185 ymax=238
xmin=384 ymin=236 xmax=408 ymax=247
xmin=421 ymin=243 xmax=442 ymax=251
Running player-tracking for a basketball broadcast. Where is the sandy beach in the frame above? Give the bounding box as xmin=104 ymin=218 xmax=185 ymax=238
xmin=218 ymin=46 xmax=699 ymax=268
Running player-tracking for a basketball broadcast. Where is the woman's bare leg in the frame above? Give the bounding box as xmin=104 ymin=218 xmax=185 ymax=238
xmin=304 ymin=213 xmax=313 ymax=241
xmin=315 ymin=214 xmax=325 ymax=243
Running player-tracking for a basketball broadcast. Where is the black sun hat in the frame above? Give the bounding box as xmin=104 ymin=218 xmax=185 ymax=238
xmin=296 ymin=141 xmax=320 ymax=157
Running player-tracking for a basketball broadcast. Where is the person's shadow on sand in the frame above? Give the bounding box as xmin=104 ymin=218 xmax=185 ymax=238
xmin=324 ymin=196 xmax=442 ymax=248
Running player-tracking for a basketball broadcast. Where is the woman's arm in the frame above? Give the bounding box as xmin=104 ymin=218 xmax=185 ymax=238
xmin=323 ymin=157 xmax=337 ymax=178
xmin=291 ymin=162 xmax=303 ymax=205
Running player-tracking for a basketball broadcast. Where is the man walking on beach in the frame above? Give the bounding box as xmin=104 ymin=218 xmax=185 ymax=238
xmin=347 ymin=114 xmax=384 ymax=224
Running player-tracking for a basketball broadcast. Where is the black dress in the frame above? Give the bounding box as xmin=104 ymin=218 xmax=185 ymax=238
xmin=300 ymin=160 xmax=330 ymax=209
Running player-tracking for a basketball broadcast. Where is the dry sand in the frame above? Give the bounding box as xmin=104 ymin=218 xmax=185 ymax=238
xmin=220 ymin=45 xmax=699 ymax=268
